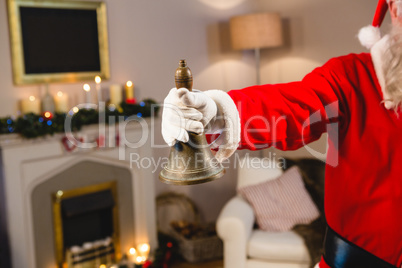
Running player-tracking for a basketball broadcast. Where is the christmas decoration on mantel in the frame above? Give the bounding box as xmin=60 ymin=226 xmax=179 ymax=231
xmin=0 ymin=99 xmax=159 ymax=139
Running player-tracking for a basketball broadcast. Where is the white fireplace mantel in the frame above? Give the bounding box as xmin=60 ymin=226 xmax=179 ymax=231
xmin=0 ymin=119 xmax=158 ymax=268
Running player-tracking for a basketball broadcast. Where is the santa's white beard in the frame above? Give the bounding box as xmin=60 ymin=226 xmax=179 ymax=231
xmin=382 ymin=24 xmax=402 ymax=111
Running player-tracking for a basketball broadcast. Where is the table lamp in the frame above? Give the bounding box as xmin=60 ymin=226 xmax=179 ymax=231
xmin=230 ymin=12 xmax=283 ymax=85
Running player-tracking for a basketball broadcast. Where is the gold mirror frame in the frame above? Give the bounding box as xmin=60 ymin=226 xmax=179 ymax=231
xmin=7 ymin=0 xmax=110 ymax=85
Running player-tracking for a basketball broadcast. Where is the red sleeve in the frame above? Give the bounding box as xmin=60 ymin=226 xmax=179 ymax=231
xmin=228 ymin=59 xmax=347 ymax=151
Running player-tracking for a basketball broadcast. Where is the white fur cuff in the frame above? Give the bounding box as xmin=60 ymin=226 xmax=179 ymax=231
xmin=204 ymin=90 xmax=240 ymax=162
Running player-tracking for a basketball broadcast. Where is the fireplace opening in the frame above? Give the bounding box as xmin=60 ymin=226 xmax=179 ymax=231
xmin=62 ymin=189 xmax=114 ymax=248
xmin=52 ymin=181 xmax=120 ymax=267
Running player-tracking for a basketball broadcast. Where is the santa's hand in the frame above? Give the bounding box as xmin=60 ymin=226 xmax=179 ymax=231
xmin=162 ymin=88 xmax=218 ymax=146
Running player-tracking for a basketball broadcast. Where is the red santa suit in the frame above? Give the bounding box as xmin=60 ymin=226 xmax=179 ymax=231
xmin=206 ymin=35 xmax=402 ymax=267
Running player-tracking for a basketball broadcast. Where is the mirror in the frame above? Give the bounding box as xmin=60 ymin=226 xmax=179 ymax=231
xmin=7 ymin=0 xmax=110 ymax=85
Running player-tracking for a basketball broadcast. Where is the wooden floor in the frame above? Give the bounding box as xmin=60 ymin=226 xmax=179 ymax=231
xmin=172 ymin=259 xmax=223 ymax=268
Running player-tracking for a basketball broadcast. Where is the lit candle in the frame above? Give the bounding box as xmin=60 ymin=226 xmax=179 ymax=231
xmin=109 ymin=84 xmax=122 ymax=108
xmin=95 ymin=76 xmax=102 ymax=103
xmin=137 ymin=243 xmax=150 ymax=259
xmin=125 ymin=81 xmax=135 ymax=104
xmin=83 ymin=84 xmax=91 ymax=106
xmin=128 ymin=247 xmax=137 ymax=263
xmin=54 ymin=91 xmax=69 ymax=113
xmin=135 ymin=256 xmax=146 ymax=265
xmin=21 ymin=96 xmax=41 ymax=114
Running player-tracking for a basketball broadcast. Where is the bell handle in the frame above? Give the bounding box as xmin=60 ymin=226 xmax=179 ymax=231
xmin=175 ymin=59 xmax=193 ymax=92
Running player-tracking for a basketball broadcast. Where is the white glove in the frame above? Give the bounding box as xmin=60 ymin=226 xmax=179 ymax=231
xmin=162 ymin=88 xmax=218 ymax=147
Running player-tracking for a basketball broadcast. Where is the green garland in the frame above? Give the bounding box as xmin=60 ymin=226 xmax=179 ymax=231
xmin=0 ymin=99 xmax=159 ymax=139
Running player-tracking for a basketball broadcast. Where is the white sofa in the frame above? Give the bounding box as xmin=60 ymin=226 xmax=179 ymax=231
xmin=216 ymin=157 xmax=311 ymax=268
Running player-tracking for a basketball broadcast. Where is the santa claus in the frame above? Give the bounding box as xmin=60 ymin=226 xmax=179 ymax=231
xmin=162 ymin=0 xmax=402 ymax=267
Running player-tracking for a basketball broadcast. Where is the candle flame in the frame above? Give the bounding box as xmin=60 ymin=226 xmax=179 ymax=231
xmin=138 ymin=243 xmax=150 ymax=253
xmin=95 ymin=76 xmax=101 ymax=84
xmin=135 ymin=256 xmax=146 ymax=264
xmin=57 ymin=91 xmax=63 ymax=97
xmin=126 ymin=81 xmax=133 ymax=87
xmin=29 ymin=96 xmax=35 ymax=101
xmin=129 ymin=247 xmax=136 ymax=255
xmin=83 ymin=84 xmax=91 ymax=92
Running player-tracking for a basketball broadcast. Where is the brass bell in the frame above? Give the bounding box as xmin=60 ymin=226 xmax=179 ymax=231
xmin=159 ymin=60 xmax=225 ymax=185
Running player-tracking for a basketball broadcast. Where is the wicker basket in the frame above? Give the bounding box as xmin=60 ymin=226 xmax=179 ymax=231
xmin=173 ymin=232 xmax=223 ymax=263
xmin=156 ymin=192 xmax=223 ymax=263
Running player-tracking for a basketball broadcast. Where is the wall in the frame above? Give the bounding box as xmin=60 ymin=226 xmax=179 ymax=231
xmin=0 ymin=0 xmax=389 ymax=222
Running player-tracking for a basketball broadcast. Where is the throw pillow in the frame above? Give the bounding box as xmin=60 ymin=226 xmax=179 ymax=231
xmin=282 ymin=158 xmax=326 ymax=214
xmin=238 ymin=166 xmax=320 ymax=232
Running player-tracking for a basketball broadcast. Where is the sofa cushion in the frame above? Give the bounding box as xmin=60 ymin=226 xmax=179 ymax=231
xmin=238 ymin=166 xmax=320 ymax=231
xmin=247 ymin=230 xmax=310 ymax=263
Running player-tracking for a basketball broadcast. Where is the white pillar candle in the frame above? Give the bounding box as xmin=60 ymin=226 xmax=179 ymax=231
xmin=83 ymin=84 xmax=91 ymax=107
xmin=41 ymin=85 xmax=55 ymax=113
xmin=21 ymin=96 xmax=41 ymax=114
xmin=95 ymin=76 xmax=102 ymax=103
xmin=109 ymin=84 xmax=122 ymax=108
xmin=54 ymin=91 xmax=69 ymax=113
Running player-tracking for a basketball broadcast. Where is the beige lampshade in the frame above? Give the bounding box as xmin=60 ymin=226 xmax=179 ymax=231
xmin=230 ymin=12 xmax=283 ymax=50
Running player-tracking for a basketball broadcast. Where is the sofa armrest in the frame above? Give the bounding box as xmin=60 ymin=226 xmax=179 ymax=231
xmin=216 ymin=196 xmax=255 ymax=268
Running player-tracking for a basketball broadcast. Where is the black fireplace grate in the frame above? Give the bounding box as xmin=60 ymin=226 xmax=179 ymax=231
xmin=61 ymin=189 xmax=115 ymax=248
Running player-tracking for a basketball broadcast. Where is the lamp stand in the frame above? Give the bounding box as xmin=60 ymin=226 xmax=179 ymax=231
xmin=254 ymin=47 xmax=266 ymax=158
xmin=255 ymin=47 xmax=261 ymax=85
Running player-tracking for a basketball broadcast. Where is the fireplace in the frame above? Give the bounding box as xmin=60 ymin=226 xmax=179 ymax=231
xmin=50 ymin=181 xmax=119 ymax=267
xmin=0 ymin=120 xmax=157 ymax=268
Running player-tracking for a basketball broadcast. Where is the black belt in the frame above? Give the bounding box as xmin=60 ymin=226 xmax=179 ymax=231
xmin=323 ymin=226 xmax=397 ymax=268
